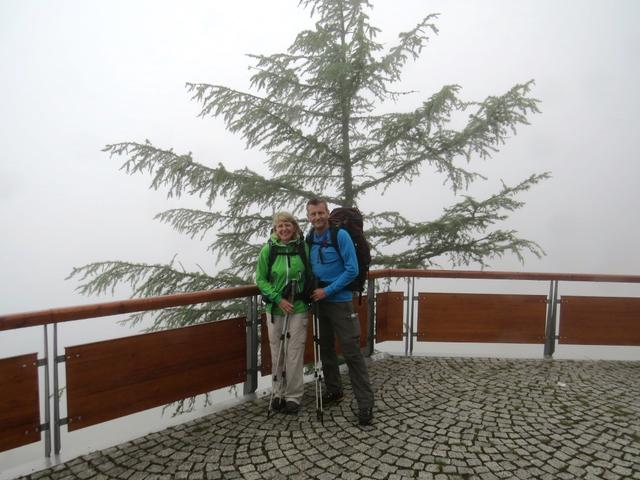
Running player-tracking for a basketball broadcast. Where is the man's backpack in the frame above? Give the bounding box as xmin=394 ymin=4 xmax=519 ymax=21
xmin=307 ymin=207 xmax=371 ymax=299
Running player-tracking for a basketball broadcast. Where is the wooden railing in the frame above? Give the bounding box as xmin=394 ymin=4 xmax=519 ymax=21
xmin=367 ymin=269 xmax=640 ymax=356
xmin=0 ymin=285 xmax=260 ymax=331
xmin=1 ymin=269 xmax=639 ymax=460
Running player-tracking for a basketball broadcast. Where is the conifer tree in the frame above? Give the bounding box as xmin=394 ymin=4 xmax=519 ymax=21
xmin=69 ymin=0 xmax=548 ymax=329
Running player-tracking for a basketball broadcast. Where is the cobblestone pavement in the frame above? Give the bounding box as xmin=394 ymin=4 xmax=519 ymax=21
xmin=17 ymin=356 xmax=640 ymax=480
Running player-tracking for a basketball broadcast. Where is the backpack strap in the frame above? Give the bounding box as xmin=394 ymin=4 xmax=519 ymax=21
xmin=295 ymin=237 xmax=312 ymax=278
xmin=266 ymin=239 xmax=277 ymax=281
xmin=329 ymin=225 xmax=343 ymax=262
xmin=306 ymin=227 xmax=343 ymax=258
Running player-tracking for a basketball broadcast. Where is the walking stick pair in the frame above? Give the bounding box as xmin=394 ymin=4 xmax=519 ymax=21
xmin=267 ymin=279 xmax=324 ymax=423
xmin=267 ymin=281 xmax=296 ymax=417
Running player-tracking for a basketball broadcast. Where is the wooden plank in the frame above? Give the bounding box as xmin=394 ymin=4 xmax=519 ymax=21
xmin=65 ymin=318 xmax=246 ymax=431
xmin=559 ymin=296 xmax=640 ymax=345
xmin=0 ymin=353 xmax=40 ymax=452
xmin=376 ymin=292 xmax=404 ymax=342
xmin=417 ymin=293 xmax=546 ymax=343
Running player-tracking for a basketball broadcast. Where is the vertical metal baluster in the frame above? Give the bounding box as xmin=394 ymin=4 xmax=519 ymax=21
xmin=244 ymin=296 xmax=259 ymax=395
xmin=43 ymin=324 xmax=51 ymax=457
xmin=543 ymin=280 xmax=557 ymax=359
xmin=551 ymin=280 xmax=559 ymax=356
xmin=53 ymin=323 xmax=61 ymax=455
xmin=252 ymin=295 xmax=259 ymax=392
xmin=404 ymin=278 xmax=410 ymax=356
xmin=367 ymin=278 xmax=375 ymax=357
xmin=409 ymin=277 xmax=415 ymax=356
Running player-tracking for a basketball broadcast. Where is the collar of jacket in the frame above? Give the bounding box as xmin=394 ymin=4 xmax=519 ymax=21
xmin=269 ymin=233 xmax=302 ymax=248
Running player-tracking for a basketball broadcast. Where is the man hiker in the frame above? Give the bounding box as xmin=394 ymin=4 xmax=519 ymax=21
xmin=306 ymin=197 xmax=374 ymax=426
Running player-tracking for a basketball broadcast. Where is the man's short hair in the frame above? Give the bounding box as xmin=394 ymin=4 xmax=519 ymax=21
xmin=306 ymin=197 xmax=329 ymax=212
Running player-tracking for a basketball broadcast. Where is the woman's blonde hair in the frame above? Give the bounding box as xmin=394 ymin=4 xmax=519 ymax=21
xmin=272 ymin=211 xmax=302 ymax=237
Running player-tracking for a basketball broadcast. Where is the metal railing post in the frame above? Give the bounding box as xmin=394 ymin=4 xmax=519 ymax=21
xmin=544 ymin=280 xmax=559 ymax=359
xmin=53 ymin=323 xmax=62 ymax=455
xmin=404 ymin=278 xmax=413 ymax=356
xmin=244 ymin=296 xmax=259 ymax=395
xmin=366 ymin=278 xmax=375 ymax=357
xmin=42 ymin=324 xmax=51 ymax=457
xmin=409 ymin=277 xmax=415 ymax=356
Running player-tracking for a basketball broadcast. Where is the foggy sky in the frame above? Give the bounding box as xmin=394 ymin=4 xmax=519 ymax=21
xmin=1 ymin=0 xmax=639 ymax=316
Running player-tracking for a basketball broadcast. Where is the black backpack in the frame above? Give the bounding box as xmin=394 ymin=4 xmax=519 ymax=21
xmin=306 ymin=207 xmax=371 ymax=299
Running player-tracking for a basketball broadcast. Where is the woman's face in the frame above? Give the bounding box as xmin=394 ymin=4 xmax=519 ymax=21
xmin=275 ymin=220 xmax=295 ymax=243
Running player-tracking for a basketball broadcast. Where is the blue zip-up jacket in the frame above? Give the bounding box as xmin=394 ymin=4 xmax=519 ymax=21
xmin=309 ymin=228 xmax=358 ymax=303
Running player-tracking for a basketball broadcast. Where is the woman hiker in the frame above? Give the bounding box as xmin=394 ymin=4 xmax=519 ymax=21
xmin=255 ymin=211 xmax=310 ymax=415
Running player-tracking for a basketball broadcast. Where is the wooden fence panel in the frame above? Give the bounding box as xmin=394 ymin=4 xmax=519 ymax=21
xmin=65 ymin=318 xmax=246 ymax=431
xmin=0 ymin=353 xmax=40 ymax=452
xmin=559 ymin=296 xmax=640 ymax=345
xmin=417 ymin=293 xmax=546 ymax=343
xmin=376 ymin=292 xmax=404 ymax=342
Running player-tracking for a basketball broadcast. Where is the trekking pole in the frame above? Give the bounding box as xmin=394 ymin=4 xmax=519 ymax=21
xmin=267 ymin=281 xmax=296 ymax=417
xmin=312 ymin=281 xmax=324 ymax=423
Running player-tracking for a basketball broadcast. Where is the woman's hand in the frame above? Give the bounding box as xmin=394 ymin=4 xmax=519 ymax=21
xmin=278 ymin=298 xmax=294 ymax=314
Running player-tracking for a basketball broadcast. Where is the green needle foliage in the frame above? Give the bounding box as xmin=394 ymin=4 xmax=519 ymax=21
xmin=68 ymin=0 xmax=549 ymax=329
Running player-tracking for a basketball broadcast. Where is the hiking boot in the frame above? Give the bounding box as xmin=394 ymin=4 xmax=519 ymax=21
xmin=358 ymin=407 xmax=373 ymax=426
xmin=283 ymin=400 xmax=300 ymax=415
xmin=271 ymin=397 xmax=285 ymax=412
xmin=322 ymin=390 xmax=344 ymax=406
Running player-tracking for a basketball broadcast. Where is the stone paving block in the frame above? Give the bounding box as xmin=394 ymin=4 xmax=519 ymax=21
xmin=417 ymin=473 xmax=434 ymax=480
xmin=603 ymin=469 xmax=623 ymax=480
xmin=612 ymin=465 xmax=633 ymax=476
xmin=128 ymin=472 xmax=150 ymax=480
xmin=612 ymin=457 xmax=634 ymax=468
xmin=478 ymin=473 xmax=500 ymax=480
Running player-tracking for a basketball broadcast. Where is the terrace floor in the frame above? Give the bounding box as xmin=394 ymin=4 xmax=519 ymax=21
xmin=14 ymin=355 xmax=640 ymax=480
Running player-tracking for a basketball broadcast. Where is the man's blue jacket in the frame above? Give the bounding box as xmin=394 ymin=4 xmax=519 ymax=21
xmin=309 ymin=228 xmax=358 ymax=303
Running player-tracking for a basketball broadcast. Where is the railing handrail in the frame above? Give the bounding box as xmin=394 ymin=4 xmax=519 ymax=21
xmin=2 ymin=268 xmax=639 ymax=332
xmin=0 ymin=285 xmax=260 ymax=332
xmin=368 ymin=268 xmax=640 ymax=283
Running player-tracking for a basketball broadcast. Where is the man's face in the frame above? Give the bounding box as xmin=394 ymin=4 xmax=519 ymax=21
xmin=307 ymin=203 xmax=329 ymax=232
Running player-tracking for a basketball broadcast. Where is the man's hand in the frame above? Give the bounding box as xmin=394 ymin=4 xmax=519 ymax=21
xmin=311 ymin=288 xmax=327 ymax=302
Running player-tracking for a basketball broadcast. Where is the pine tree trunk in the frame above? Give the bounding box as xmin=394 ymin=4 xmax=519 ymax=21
xmin=338 ymin=1 xmax=354 ymax=207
